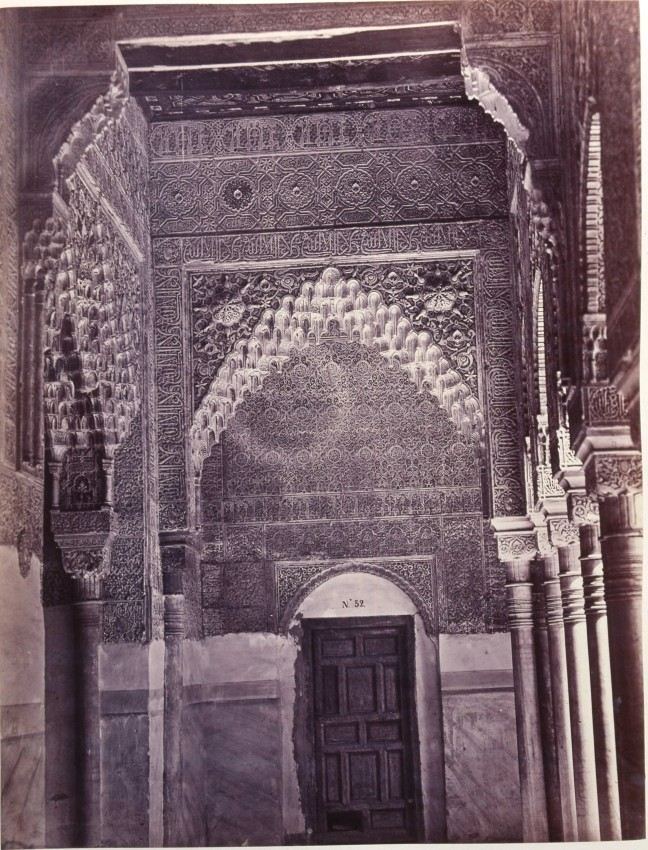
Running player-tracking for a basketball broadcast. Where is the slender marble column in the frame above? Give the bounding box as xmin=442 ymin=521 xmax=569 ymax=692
xmin=163 ymin=593 xmax=185 ymax=846
xmin=504 ymin=558 xmax=549 ymax=842
xmin=579 ymin=523 xmax=621 ymax=840
xmin=32 ymin=287 xmax=45 ymax=464
xmin=543 ymin=551 xmax=578 ymax=841
xmin=558 ymin=543 xmax=600 ymax=840
xmin=74 ymin=598 xmax=102 ymax=847
xmin=599 ymin=491 xmax=644 ymax=839
xmin=531 ymin=558 xmax=562 ymax=840
xmin=21 ymin=288 xmax=35 ymax=463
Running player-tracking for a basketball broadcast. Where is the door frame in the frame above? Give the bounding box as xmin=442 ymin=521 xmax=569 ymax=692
xmin=300 ymin=615 xmax=425 ymax=844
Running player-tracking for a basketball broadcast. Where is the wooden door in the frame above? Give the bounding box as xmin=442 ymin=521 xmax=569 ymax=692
xmin=307 ymin=616 xmax=422 ymax=844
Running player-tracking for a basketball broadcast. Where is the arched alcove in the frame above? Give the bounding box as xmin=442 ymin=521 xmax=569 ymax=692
xmin=192 ymin=266 xmax=484 ymax=474
xmin=197 ymin=333 xmax=491 ymax=638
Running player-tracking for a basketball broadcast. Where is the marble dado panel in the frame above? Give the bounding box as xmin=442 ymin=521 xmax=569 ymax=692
xmin=150 ymin=142 xmax=507 ymax=236
xmin=443 ymin=691 xmax=522 ymax=841
xmin=153 ymin=220 xmax=522 ymax=532
xmin=191 ymin=258 xmax=477 ymax=404
xmin=148 ymin=105 xmax=502 ymax=161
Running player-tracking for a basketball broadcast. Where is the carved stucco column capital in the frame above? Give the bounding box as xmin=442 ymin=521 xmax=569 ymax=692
xmin=547 ymin=515 xmax=580 ymax=548
xmin=51 ymin=507 xmax=115 ymax=601
xmin=567 ymin=490 xmax=600 ymax=527
xmin=584 ymin=451 xmax=642 ymax=499
xmin=491 ymin=515 xmax=538 ymax=563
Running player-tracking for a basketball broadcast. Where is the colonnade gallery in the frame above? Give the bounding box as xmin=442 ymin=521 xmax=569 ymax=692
xmin=0 ymin=1 xmax=642 ymax=847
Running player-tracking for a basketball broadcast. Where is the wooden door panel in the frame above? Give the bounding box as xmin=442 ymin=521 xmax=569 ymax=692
xmin=367 ymin=720 xmax=400 ymax=742
xmin=325 ymin=754 xmax=342 ymax=802
xmin=383 ymin=664 xmax=400 ymax=712
xmin=349 ymin=751 xmax=380 ymax=801
xmin=308 ymin=617 xmax=421 ymax=844
xmin=346 ymin=666 xmax=377 ymax=713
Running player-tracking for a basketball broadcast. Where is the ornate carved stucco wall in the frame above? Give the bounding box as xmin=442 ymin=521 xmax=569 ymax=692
xmin=199 ymin=338 xmax=499 ymax=635
xmin=42 ymin=84 xmax=163 ymax=644
xmin=147 ymin=99 xmax=524 ymax=640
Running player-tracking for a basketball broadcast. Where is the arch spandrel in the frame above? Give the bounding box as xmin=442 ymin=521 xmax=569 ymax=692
xmin=191 ymin=265 xmax=484 ymax=474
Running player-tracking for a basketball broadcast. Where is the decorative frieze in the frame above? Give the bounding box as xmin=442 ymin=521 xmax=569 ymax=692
xmin=150 ymin=140 xmax=507 ymax=237
xmin=149 ymin=105 xmax=502 ymax=162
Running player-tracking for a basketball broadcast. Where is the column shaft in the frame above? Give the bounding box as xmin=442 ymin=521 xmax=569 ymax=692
xmin=163 ymin=593 xmax=185 ymax=846
xmin=580 ymin=523 xmax=621 ymax=840
xmin=599 ymin=493 xmax=644 ymax=839
xmin=558 ymin=543 xmax=600 ymax=840
xmin=531 ymin=559 xmax=562 ymax=840
xmin=543 ymin=552 xmax=578 ymax=840
xmin=74 ymin=600 xmax=103 ymax=847
xmin=32 ymin=289 xmax=45 ymax=464
xmin=21 ymin=290 xmax=35 ymax=464
xmin=505 ymin=559 xmax=549 ymax=842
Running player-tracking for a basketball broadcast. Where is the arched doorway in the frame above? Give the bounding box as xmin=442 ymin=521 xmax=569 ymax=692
xmin=289 ymin=571 xmax=446 ymax=844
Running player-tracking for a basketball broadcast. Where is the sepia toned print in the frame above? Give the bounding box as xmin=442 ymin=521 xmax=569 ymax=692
xmin=0 ymin=1 xmax=642 ymax=847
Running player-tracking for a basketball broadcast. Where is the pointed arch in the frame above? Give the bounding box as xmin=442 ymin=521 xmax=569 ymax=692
xmin=191 ymin=266 xmax=484 ymax=473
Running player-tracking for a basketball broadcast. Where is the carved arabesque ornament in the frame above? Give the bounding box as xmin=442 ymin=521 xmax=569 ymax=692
xmin=192 ymin=266 xmax=484 ymax=473
xmin=585 ymin=453 xmax=643 ymax=498
xmin=496 ymin=532 xmax=537 ymax=562
xmin=53 ymin=67 xmax=129 ymax=195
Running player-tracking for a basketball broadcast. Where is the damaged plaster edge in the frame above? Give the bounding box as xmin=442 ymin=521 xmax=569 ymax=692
xmin=461 ymin=50 xmax=530 ymax=158
xmin=115 ymin=20 xmax=460 ymax=49
xmin=128 ymin=47 xmax=460 ymax=74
